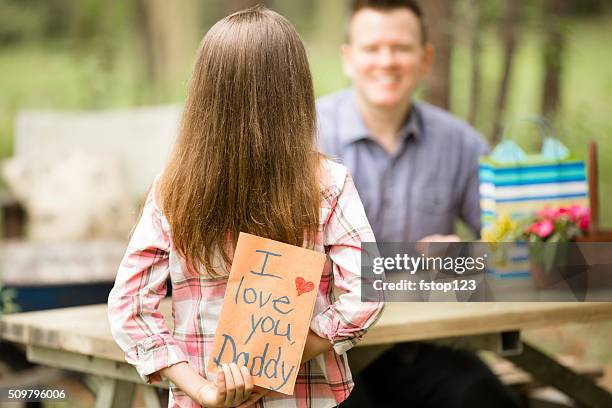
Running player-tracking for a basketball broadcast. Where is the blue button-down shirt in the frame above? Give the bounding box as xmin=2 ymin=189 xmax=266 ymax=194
xmin=316 ymin=89 xmax=489 ymax=242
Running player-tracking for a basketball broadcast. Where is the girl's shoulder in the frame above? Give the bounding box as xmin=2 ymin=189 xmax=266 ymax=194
xmin=141 ymin=174 xmax=169 ymax=230
xmin=318 ymin=157 xmax=352 ymax=211
xmin=319 ymin=156 xmax=349 ymax=192
xmin=146 ymin=174 xmax=164 ymax=213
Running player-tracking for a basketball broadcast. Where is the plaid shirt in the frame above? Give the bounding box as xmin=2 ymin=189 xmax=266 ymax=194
xmin=107 ymin=159 xmax=385 ymax=408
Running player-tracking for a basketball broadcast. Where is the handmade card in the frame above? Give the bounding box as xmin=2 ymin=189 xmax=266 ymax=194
xmin=207 ymin=232 xmax=326 ymax=395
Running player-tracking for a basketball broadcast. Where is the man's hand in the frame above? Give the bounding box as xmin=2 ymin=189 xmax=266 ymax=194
xmin=417 ymin=234 xmax=461 ymax=254
xmin=198 ymin=363 xmax=253 ymax=407
xmin=418 ymin=234 xmax=461 ymax=243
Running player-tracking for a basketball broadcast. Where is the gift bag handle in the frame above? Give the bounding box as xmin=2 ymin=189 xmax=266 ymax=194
xmin=502 ymin=115 xmax=557 ymax=144
xmin=492 ymin=116 xmax=569 ymax=163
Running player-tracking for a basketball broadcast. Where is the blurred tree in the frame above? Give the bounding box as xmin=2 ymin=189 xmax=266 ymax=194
xmin=467 ymin=0 xmax=482 ymax=126
xmin=134 ymin=0 xmax=200 ymax=100
xmin=491 ymin=0 xmax=519 ymax=143
xmin=421 ymin=0 xmax=454 ymax=110
xmin=135 ymin=0 xmax=159 ymax=83
xmin=0 ymin=0 xmax=44 ymax=44
xmin=74 ymin=0 xmax=122 ymax=108
xmin=541 ymin=0 xmax=569 ymax=119
xmin=566 ymin=0 xmax=607 ymax=15
xmin=0 ymin=0 xmax=76 ymax=45
xmin=72 ymin=0 xmax=108 ymax=47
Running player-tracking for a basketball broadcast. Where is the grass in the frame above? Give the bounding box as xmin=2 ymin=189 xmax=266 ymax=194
xmin=1 ymin=16 xmax=612 ymax=225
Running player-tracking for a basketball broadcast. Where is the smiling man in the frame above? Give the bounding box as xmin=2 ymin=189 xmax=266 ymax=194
xmin=317 ymin=1 xmax=519 ymax=407
xmin=318 ymin=0 xmax=488 ymax=244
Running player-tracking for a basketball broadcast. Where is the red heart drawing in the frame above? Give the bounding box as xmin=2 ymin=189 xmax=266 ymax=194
xmin=295 ymin=277 xmax=315 ymax=296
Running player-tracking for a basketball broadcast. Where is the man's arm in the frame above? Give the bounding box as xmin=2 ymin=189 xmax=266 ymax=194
xmin=459 ymin=131 xmax=490 ymax=237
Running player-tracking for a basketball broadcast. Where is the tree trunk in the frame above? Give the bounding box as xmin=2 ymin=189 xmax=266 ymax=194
xmin=134 ymin=0 xmax=158 ymax=83
xmin=491 ymin=0 xmax=519 ymax=144
xmin=421 ymin=0 xmax=454 ymax=110
xmin=134 ymin=0 xmax=200 ymax=99
xmin=541 ymin=0 xmax=568 ymax=119
xmin=467 ymin=0 xmax=482 ymax=126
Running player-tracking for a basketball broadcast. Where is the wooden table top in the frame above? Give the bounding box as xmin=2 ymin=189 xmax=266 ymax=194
xmin=2 ymin=300 xmax=611 ymax=362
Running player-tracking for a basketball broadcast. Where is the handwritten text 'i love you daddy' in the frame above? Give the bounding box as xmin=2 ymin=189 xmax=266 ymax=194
xmin=207 ymin=232 xmax=326 ymax=394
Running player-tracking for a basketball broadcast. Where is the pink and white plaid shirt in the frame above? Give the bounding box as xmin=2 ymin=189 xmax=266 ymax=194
xmin=107 ymin=159 xmax=385 ymax=408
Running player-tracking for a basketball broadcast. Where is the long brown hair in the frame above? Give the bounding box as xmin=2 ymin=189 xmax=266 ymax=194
xmin=158 ymin=6 xmax=320 ymax=275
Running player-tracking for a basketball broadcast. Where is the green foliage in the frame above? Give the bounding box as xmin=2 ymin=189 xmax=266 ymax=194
xmin=0 ymin=0 xmax=90 ymax=44
xmin=0 ymin=0 xmax=48 ymax=44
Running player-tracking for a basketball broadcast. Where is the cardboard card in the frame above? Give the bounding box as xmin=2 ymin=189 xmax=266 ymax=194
xmin=207 ymin=232 xmax=326 ymax=395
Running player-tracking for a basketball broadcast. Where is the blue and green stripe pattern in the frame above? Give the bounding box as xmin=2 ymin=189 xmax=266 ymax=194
xmin=479 ymin=159 xmax=588 ymax=229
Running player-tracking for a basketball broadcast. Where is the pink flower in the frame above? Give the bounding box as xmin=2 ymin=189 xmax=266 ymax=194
xmin=530 ymin=219 xmax=554 ymax=238
xmin=578 ymin=211 xmax=590 ymax=231
xmin=528 ymin=205 xmax=590 ymax=240
xmin=569 ymin=205 xmax=589 ymax=222
xmin=537 ymin=206 xmax=556 ymax=219
xmin=552 ymin=207 xmax=572 ymax=220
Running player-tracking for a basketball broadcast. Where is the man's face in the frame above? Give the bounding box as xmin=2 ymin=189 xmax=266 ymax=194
xmin=342 ymin=8 xmax=432 ymax=109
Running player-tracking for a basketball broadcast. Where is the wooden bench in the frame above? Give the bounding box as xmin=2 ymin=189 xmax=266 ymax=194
xmin=493 ymin=356 xmax=605 ymax=407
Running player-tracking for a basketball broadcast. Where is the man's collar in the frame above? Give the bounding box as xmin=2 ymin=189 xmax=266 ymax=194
xmin=337 ymin=89 xmax=422 ymax=147
xmin=400 ymin=103 xmax=422 ymax=143
xmin=336 ymin=90 xmax=371 ymax=145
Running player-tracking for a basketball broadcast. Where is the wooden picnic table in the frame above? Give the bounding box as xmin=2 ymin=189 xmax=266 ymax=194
xmin=2 ymin=301 xmax=612 ymax=407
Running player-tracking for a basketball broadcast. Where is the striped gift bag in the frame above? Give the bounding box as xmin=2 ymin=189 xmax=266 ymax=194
xmin=480 ymin=160 xmax=588 ymax=227
xmin=480 ymin=117 xmax=588 ymax=279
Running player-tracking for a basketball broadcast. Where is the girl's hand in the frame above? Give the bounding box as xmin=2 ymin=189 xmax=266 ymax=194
xmin=198 ymin=363 xmax=253 ymax=407
xmin=235 ymin=386 xmax=270 ymax=408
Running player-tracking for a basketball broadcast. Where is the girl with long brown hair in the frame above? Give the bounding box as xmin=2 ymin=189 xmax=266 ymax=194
xmin=108 ymin=7 xmax=383 ymax=407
